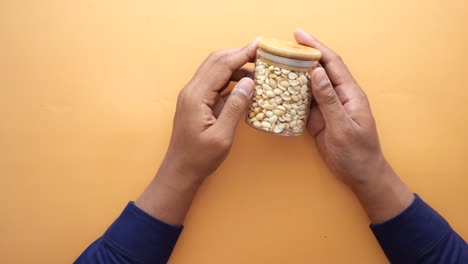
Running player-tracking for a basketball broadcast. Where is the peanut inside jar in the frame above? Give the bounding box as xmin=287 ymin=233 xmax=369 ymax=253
xmin=246 ymin=38 xmax=321 ymax=136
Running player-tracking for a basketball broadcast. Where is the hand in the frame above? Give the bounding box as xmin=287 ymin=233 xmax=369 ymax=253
xmin=294 ymin=29 xmax=381 ymax=187
xmin=163 ymin=42 xmax=257 ymax=188
xmin=136 ymin=40 xmax=257 ymax=224
xmin=295 ymin=29 xmax=413 ymax=223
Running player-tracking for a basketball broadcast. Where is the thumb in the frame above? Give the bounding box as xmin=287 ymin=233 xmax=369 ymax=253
xmin=215 ymin=77 xmax=254 ymax=137
xmin=311 ymin=67 xmax=347 ymax=125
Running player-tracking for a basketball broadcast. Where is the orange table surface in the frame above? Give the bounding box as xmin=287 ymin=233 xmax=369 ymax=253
xmin=1 ymin=0 xmax=468 ymax=263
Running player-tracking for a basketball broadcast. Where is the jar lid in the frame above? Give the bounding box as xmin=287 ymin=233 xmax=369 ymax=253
xmin=258 ymin=38 xmax=321 ymax=61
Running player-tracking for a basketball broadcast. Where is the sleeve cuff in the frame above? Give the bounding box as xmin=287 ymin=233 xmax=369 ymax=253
xmin=370 ymin=194 xmax=450 ymax=263
xmin=102 ymin=202 xmax=183 ymax=264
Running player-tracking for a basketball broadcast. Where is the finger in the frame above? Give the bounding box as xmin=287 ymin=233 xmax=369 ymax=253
xmin=191 ymin=38 xmax=259 ymax=94
xmin=213 ymin=96 xmax=225 ymax=118
xmin=307 ymin=105 xmax=325 ymax=136
xmin=311 ymin=67 xmax=347 ymax=125
xmin=294 ymin=29 xmax=367 ymax=107
xmin=220 ymin=67 xmax=254 ymax=95
xmin=213 ymin=78 xmax=254 ymax=138
xmin=294 ymin=29 xmax=354 ymax=87
xmin=230 ymin=67 xmax=254 ymax=82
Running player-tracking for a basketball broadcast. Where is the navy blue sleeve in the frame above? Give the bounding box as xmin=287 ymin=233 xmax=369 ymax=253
xmin=75 ymin=202 xmax=183 ymax=264
xmin=371 ymin=194 xmax=468 ymax=264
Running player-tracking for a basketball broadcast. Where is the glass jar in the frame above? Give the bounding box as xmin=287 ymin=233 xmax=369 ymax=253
xmin=246 ymin=38 xmax=321 ymax=136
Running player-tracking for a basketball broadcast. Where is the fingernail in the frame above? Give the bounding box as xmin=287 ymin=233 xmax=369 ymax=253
xmin=296 ymin=28 xmax=315 ymax=41
xmin=313 ymin=69 xmax=330 ymax=88
xmin=250 ymin=36 xmax=262 ymax=48
xmin=234 ymin=79 xmax=254 ymax=97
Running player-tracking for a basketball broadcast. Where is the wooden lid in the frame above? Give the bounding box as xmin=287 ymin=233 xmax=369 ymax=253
xmin=258 ymin=38 xmax=321 ymax=61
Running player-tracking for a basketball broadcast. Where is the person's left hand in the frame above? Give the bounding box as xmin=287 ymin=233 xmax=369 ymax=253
xmin=159 ymin=41 xmax=257 ymax=191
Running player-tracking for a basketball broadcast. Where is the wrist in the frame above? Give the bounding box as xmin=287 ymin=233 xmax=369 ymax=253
xmin=347 ymin=153 xmax=389 ymax=192
xmin=135 ymin=159 xmax=202 ymax=226
xmin=157 ymin=154 xmax=205 ymax=194
xmin=349 ymin=156 xmax=414 ymax=223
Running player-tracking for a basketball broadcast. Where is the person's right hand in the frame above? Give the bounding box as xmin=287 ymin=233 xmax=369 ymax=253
xmin=294 ymin=29 xmax=413 ymax=223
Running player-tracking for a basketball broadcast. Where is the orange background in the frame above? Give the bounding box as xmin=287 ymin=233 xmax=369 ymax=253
xmin=1 ymin=0 xmax=467 ymax=263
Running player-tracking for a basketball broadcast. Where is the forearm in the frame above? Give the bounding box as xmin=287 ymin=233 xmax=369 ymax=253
xmin=75 ymin=201 xmax=183 ymax=264
xmin=349 ymin=155 xmax=413 ymax=224
xmin=370 ymin=194 xmax=468 ymax=263
xmin=135 ymin=158 xmax=202 ymax=225
xmin=76 ymin=158 xmax=200 ymax=263
xmin=350 ymin=157 xmax=468 ymax=263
